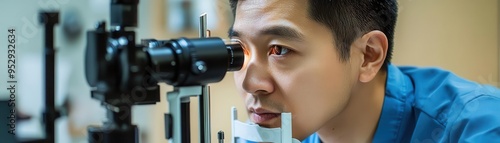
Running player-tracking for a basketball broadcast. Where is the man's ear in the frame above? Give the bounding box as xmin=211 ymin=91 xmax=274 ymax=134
xmin=358 ymin=30 xmax=388 ymax=83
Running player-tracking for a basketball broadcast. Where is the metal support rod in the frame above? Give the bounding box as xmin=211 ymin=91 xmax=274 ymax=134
xmin=199 ymin=86 xmax=211 ymax=143
xmin=181 ymin=102 xmax=191 ymax=143
xmin=218 ymin=131 xmax=224 ymax=143
xmin=40 ymin=11 xmax=59 ymax=143
xmin=199 ymin=13 xmax=207 ymax=38
xmin=199 ymin=13 xmax=211 ymax=143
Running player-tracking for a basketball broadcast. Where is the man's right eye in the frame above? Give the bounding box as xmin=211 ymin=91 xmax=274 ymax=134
xmin=269 ymin=45 xmax=291 ymax=56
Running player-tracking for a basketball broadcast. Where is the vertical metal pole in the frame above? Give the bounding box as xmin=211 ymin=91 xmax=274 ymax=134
xmin=200 ymin=13 xmax=207 ymax=38
xmin=218 ymin=131 xmax=224 ymax=143
xmin=181 ymin=102 xmax=191 ymax=143
xmin=231 ymin=107 xmax=237 ymax=143
xmin=199 ymin=86 xmax=211 ymax=143
xmin=44 ymin=18 xmax=56 ymax=143
xmin=199 ymin=13 xmax=211 ymax=143
xmin=40 ymin=11 xmax=59 ymax=143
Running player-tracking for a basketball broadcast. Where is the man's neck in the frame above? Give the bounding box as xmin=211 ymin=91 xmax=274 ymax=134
xmin=317 ymin=70 xmax=387 ymax=143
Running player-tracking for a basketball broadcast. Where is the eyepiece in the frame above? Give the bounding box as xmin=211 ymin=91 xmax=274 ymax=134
xmin=225 ymin=40 xmax=245 ymax=71
xmin=146 ymin=37 xmax=245 ymax=86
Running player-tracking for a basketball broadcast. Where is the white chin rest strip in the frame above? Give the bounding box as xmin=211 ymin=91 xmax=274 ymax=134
xmin=231 ymin=107 xmax=301 ymax=143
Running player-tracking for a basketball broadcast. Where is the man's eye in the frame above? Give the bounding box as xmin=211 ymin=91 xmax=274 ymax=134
xmin=269 ymin=45 xmax=291 ymax=56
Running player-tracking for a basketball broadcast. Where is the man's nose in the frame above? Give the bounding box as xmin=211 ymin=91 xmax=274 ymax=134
xmin=241 ymin=59 xmax=275 ymax=96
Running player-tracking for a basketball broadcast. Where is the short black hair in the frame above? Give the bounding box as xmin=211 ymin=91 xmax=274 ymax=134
xmin=229 ymin=0 xmax=398 ymax=69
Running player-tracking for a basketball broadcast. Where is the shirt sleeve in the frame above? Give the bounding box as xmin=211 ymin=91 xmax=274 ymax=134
xmin=449 ymin=95 xmax=500 ymax=142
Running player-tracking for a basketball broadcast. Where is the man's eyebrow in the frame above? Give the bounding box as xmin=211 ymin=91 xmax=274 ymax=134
xmin=260 ymin=26 xmax=304 ymax=41
xmin=228 ymin=26 xmax=305 ymax=41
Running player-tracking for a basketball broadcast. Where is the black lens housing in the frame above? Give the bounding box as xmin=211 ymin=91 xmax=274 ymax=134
xmin=146 ymin=37 xmax=245 ymax=86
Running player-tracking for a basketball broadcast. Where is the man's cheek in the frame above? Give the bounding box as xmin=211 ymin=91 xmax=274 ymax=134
xmin=290 ymin=105 xmax=319 ymax=138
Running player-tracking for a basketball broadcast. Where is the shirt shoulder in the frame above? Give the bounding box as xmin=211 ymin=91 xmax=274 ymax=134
xmin=395 ymin=66 xmax=500 ymax=142
xmin=398 ymin=66 xmax=499 ymax=123
xmin=445 ymin=95 xmax=500 ymax=142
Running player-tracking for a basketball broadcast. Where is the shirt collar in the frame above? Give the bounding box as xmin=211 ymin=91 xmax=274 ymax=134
xmin=372 ymin=64 xmax=415 ymax=142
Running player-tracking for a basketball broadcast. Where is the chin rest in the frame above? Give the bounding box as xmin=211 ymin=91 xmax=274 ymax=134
xmin=231 ymin=107 xmax=301 ymax=143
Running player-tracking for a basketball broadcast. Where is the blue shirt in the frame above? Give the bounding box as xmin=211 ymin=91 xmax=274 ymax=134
xmin=301 ymin=64 xmax=500 ymax=143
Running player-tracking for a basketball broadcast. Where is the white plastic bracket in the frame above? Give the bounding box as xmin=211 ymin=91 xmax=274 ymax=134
xmin=231 ymin=107 xmax=301 ymax=143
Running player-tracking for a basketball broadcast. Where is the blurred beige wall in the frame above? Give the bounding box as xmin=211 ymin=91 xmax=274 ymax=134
xmin=393 ymin=0 xmax=499 ymax=87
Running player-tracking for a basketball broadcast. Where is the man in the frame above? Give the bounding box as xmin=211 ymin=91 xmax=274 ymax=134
xmin=228 ymin=0 xmax=500 ymax=142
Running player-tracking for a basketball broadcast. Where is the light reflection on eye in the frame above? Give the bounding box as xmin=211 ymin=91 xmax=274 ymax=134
xmin=269 ymin=45 xmax=290 ymax=56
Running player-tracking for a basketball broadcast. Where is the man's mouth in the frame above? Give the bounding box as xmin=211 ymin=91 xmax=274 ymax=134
xmin=249 ymin=108 xmax=281 ymax=126
xmin=251 ymin=112 xmax=281 ymax=124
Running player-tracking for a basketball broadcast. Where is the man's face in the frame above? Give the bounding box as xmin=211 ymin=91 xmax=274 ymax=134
xmin=232 ymin=0 xmax=359 ymax=140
